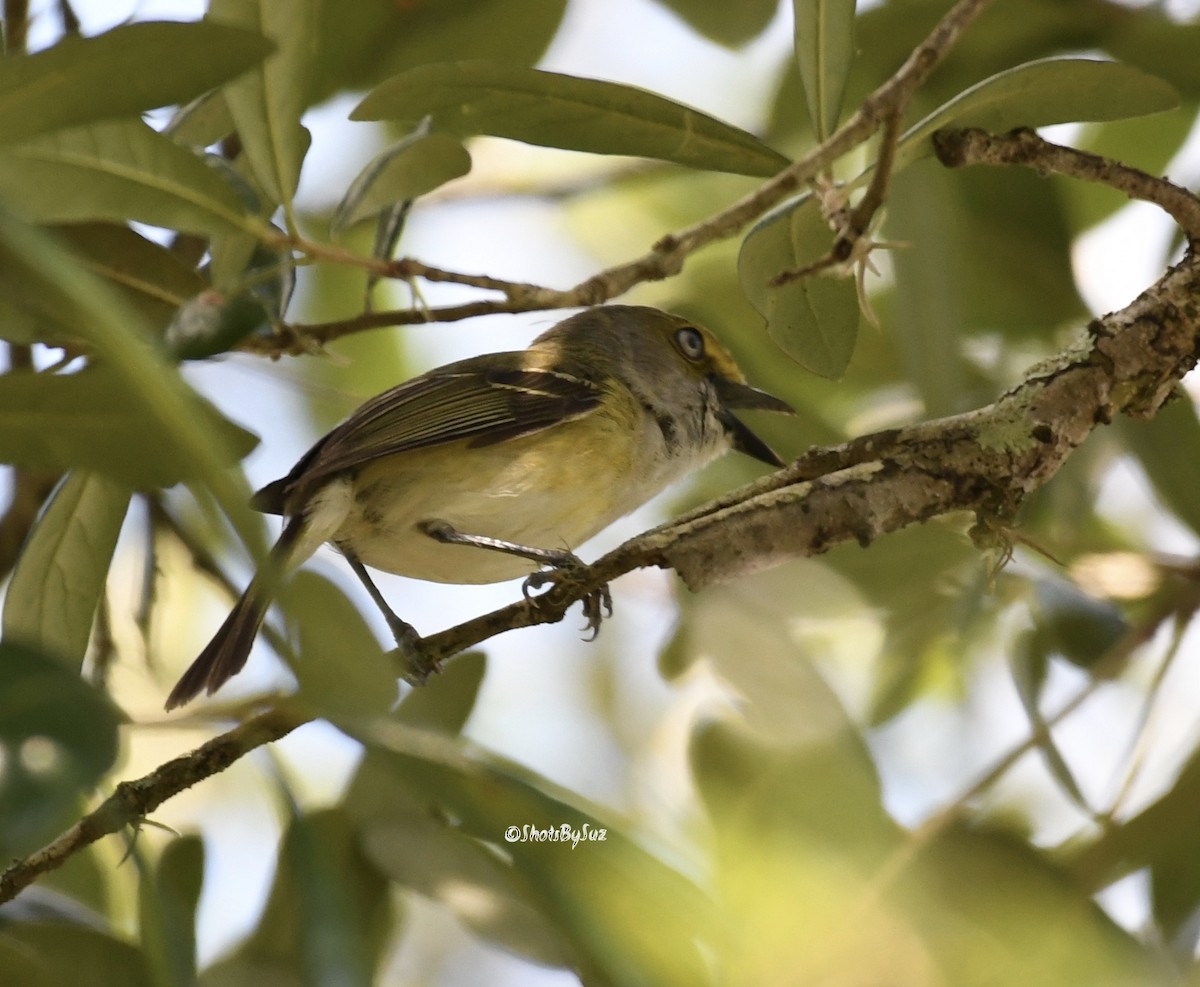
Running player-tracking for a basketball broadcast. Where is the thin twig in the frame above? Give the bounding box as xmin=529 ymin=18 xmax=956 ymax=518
xmin=932 ymin=127 xmax=1200 ymax=242
xmin=251 ymin=0 xmax=1000 ymax=354
xmin=0 ymin=707 xmax=309 ymax=904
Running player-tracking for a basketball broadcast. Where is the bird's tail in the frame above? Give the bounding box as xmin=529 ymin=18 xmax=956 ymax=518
xmin=164 ymin=518 xmax=304 ymax=711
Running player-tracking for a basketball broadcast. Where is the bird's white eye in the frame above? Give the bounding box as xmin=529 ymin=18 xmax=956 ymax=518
xmin=675 ymin=326 xmax=705 ymax=361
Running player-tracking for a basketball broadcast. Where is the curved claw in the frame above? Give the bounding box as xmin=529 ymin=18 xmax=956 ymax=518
xmin=520 ymin=554 xmax=613 ymax=639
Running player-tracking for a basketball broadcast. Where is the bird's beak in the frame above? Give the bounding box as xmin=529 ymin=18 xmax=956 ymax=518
xmin=713 ymin=378 xmax=794 ymax=468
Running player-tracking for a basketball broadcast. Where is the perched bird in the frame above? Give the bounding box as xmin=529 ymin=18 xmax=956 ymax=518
xmin=165 ymin=305 xmax=792 ymax=709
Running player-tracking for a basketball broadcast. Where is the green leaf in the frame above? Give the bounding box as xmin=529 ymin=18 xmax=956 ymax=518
xmin=138 ymin=837 xmax=204 ymax=987
xmin=649 ymin=0 xmax=779 ymax=48
xmin=894 ymin=58 xmax=1179 ymax=174
xmin=0 ymin=367 xmax=257 ymax=488
xmin=353 ymin=60 xmax=790 ymax=178
xmin=345 ymin=746 xmax=575 ymax=969
xmin=0 ymin=643 xmax=121 ymax=860
xmin=284 ymin=572 xmax=399 ymax=718
xmin=793 ymin=0 xmax=857 ymax=139
xmin=208 ymin=808 xmax=391 ymax=987
xmin=209 ymin=0 xmax=314 ymax=214
xmin=392 ymin=649 xmax=486 ymax=735
xmin=347 ymin=720 xmax=715 ymax=986
xmin=332 ymin=128 xmax=471 ymax=232
xmin=0 ymin=120 xmax=252 ymax=236
xmin=0 ymin=215 xmax=264 ymax=559
xmin=737 ymin=192 xmax=860 ymax=377
xmin=310 ymin=0 xmax=568 ymax=103
xmin=1117 ymin=396 xmax=1200 ymax=539
xmin=0 ymin=924 xmax=152 ymax=987
xmin=2 ymin=473 xmax=131 ymax=670
xmin=0 ymin=21 xmax=272 ymax=148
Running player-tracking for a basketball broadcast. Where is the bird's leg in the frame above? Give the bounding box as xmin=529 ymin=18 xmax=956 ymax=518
xmin=343 ymin=548 xmax=422 ymax=651
xmin=418 ymin=519 xmax=613 ymax=638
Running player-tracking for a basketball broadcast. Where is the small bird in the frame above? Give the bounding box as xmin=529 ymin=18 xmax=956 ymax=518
xmin=165 ymin=305 xmax=793 ymax=710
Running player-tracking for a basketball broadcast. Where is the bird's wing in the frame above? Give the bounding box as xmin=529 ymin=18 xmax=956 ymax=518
xmin=253 ymin=360 xmax=603 ymax=512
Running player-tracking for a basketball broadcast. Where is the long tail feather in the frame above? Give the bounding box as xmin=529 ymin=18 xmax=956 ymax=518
xmin=164 ymin=518 xmax=305 ymax=711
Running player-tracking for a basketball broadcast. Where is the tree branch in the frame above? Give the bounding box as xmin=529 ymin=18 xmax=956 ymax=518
xmin=0 ymin=707 xmax=309 ymax=904
xmin=932 ymin=127 xmax=1200 ymax=242
xmin=7 ymin=242 xmax=1198 ymax=904
xmin=247 ymin=0 xmax=999 ymax=355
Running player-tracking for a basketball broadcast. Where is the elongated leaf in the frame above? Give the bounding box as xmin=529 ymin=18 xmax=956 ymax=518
xmin=333 ymin=129 xmax=471 ymax=232
xmin=1117 ymin=396 xmax=1200 ymax=538
xmin=0 ymin=643 xmax=121 ymax=860
xmin=311 ymin=0 xmax=567 ymax=103
xmin=137 ymin=837 xmax=204 ymax=987
xmin=738 ymin=193 xmax=860 ymax=377
xmin=209 ymin=0 xmax=313 ymax=212
xmin=0 ymin=217 xmax=264 ymax=557
xmin=650 ymin=0 xmax=778 ymax=48
xmin=208 ymin=808 xmax=390 ymax=986
xmin=353 ymin=60 xmax=790 ymax=178
xmin=284 ymin=572 xmax=398 ymax=718
xmin=2 ymin=473 xmax=131 ymax=669
xmin=793 ymin=0 xmax=857 ymax=139
xmin=0 ymin=120 xmax=252 ymax=236
xmin=0 ymin=924 xmax=152 ymax=987
xmin=0 ymin=21 xmax=271 ymax=148
xmin=894 ymin=58 xmax=1179 ymax=173
xmin=0 ymin=367 xmax=256 ymax=488
xmin=56 ymin=223 xmax=206 ymax=331
xmin=347 ymin=720 xmax=715 ymax=986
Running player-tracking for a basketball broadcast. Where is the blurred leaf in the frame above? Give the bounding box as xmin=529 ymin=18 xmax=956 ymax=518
xmin=347 ymin=720 xmax=715 ymax=986
xmin=0 ymin=924 xmax=152 ymax=987
xmin=310 ymin=0 xmax=568 ymax=103
xmin=344 ymin=748 xmax=575 ymax=969
xmin=884 ymin=162 xmax=1083 ymax=415
xmin=208 ymin=0 xmax=313 ymax=213
xmin=1009 ymin=633 xmax=1091 ymax=814
xmin=737 ymin=192 xmax=861 ymax=376
xmin=1117 ymin=395 xmax=1200 ymax=539
xmin=1067 ymin=743 xmax=1200 ymax=894
xmin=0 ymin=120 xmax=251 ymax=236
xmin=692 ymin=723 xmax=902 ymax=982
xmin=392 ymin=649 xmax=486 ymax=735
xmin=1067 ymin=107 xmax=1198 ymax=232
xmin=353 ymin=60 xmax=790 ymax=178
xmin=650 ymin=0 xmax=779 ymax=48
xmin=0 ymin=367 xmax=257 ymax=488
xmin=0 ymin=644 xmax=121 ymax=860
xmin=893 ymin=58 xmax=1179 ymax=175
xmin=0 ymin=215 xmax=264 ymax=556
xmin=138 ymin=837 xmax=204 ymax=987
xmin=0 ymin=21 xmax=272 ymax=147
xmin=332 ymin=128 xmax=471 ymax=232
xmin=793 ymin=0 xmax=857 ymax=139
xmin=1030 ymin=576 xmax=1128 ymax=670
xmin=2 ymin=473 xmax=130 ymax=670
xmin=284 ymin=572 xmax=398 ymax=719
xmin=816 ymin=521 xmax=982 ymax=726
xmin=165 ymin=90 xmax=236 ymax=150
xmin=0 ymin=223 xmax=206 ymax=346
xmin=664 ymin=564 xmax=860 ymax=747
xmin=205 ymin=808 xmax=390 ymax=987
xmin=909 ymin=824 xmax=1156 ymax=987
xmin=53 ymin=224 xmax=207 ymax=332
xmin=1103 ymin=10 xmax=1200 ymax=101
xmin=164 ymin=290 xmax=270 ymax=361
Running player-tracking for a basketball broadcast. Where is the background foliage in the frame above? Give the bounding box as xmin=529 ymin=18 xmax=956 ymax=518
xmin=2 ymin=0 xmax=1200 ymax=984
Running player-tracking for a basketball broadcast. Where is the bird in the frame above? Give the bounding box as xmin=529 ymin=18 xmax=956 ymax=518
xmin=165 ymin=305 xmax=793 ymax=710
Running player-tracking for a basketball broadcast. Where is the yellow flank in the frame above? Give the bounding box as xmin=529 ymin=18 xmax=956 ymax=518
xmin=339 ymin=380 xmax=647 ymax=583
